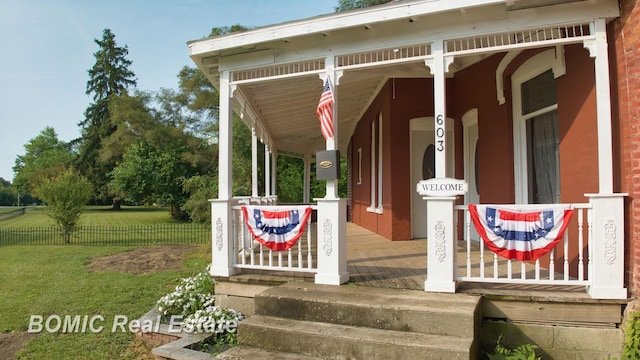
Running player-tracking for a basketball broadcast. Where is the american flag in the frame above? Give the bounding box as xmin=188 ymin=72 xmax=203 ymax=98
xmin=316 ymin=78 xmax=334 ymax=140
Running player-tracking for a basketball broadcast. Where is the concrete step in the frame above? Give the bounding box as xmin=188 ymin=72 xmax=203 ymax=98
xmin=216 ymin=345 xmax=325 ymax=359
xmin=239 ymin=314 xmax=474 ymax=360
xmin=254 ymin=282 xmax=482 ymax=338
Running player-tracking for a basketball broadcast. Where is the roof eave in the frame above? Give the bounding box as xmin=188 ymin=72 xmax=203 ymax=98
xmin=187 ymin=0 xmax=506 ymax=57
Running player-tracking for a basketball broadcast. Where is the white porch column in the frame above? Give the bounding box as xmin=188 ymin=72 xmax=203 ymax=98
xmin=321 ymin=66 xmax=341 ymax=200
xmin=424 ymin=196 xmax=457 ymax=292
xmin=251 ymin=127 xmax=259 ymax=198
xmin=271 ymin=150 xmax=278 ymax=200
xmin=425 ymin=41 xmax=452 ymax=178
xmin=218 ymin=72 xmax=234 ymax=201
xmin=304 ymin=152 xmax=311 ymax=204
xmin=265 ymin=144 xmax=271 ymax=197
xmin=581 ymin=19 xmax=627 ymax=299
xmin=584 ymin=19 xmax=614 ymax=194
xmin=586 ymin=194 xmax=627 ymax=299
xmin=315 ymin=64 xmax=348 ymax=285
xmin=422 ymin=40 xmax=457 ymax=292
xmin=210 ymin=70 xmax=237 ymax=277
xmin=315 ymin=198 xmax=349 ymax=285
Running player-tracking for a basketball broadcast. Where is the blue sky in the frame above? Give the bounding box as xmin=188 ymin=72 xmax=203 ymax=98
xmin=0 ymin=0 xmax=336 ymax=181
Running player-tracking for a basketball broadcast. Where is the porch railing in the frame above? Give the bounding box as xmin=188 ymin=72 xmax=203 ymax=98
xmin=230 ymin=203 xmax=318 ymax=274
xmin=454 ymin=203 xmax=592 ymax=286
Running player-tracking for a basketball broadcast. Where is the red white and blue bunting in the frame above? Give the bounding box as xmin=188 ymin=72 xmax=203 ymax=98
xmin=241 ymin=205 xmax=313 ymax=251
xmin=468 ymin=204 xmax=574 ymax=261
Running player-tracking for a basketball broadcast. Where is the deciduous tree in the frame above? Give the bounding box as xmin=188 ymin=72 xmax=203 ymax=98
xmin=35 ymin=170 xmax=92 ymax=243
xmin=109 ymin=141 xmax=192 ymax=220
xmin=12 ymin=127 xmax=72 ymax=200
xmin=181 ymin=175 xmax=217 ymax=223
xmin=0 ymin=178 xmax=17 ymax=206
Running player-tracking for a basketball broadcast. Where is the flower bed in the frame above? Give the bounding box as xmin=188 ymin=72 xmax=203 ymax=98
xmin=145 ymin=266 xmax=244 ymax=357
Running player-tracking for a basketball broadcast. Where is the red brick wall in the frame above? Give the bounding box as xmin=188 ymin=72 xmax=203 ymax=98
xmin=450 ymin=53 xmax=514 ymax=204
xmin=556 ymin=44 xmax=600 ymax=202
xmin=611 ymin=0 xmax=640 ymax=298
xmin=136 ymin=330 xmax=179 ymax=348
xmin=349 ymin=79 xmax=435 ymax=240
xmin=350 ymin=82 xmax=394 ymax=238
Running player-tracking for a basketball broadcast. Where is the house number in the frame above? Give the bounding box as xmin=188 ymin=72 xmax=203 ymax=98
xmin=436 ymin=114 xmax=445 ymax=152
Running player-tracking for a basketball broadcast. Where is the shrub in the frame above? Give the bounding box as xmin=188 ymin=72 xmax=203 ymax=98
xmin=485 ymin=334 xmax=541 ymax=360
xmin=621 ymin=311 xmax=640 ymax=360
xmin=156 ymin=266 xmax=244 ymax=355
xmin=157 ymin=271 xmax=216 ymax=318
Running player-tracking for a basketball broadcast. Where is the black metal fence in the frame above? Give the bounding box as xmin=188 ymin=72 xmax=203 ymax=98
xmin=0 ymin=224 xmax=211 ymax=246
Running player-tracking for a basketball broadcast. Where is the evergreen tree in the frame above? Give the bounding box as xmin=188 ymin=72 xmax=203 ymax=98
xmin=75 ymin=28 xmax=136 ymax=208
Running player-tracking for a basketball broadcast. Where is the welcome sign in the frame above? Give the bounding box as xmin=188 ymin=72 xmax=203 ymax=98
xmin=416 ymin=178 xmax=468 ymax=197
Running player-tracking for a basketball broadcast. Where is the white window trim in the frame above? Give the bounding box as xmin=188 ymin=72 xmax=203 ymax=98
xmin=356 ymin=147 xmax=362 ymax=185
xmin=367 ymin=120 xmax=377 ymax=212
xmin=376 ymin=113 xmax=383 ymax=213
xmin=511 ymin=48 xmax=564 ymax=204
xmin=367 ymin=113 xmax=384 ymax=214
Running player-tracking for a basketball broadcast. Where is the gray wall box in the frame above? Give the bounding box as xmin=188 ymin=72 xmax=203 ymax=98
xmin=316 ymin=150 xmax=341 ymax=180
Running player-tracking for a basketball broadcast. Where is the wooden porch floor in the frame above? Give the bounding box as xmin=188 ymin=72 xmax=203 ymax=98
xmin=345 ymin=223 xmax=598 ymax=301
xmin=346 ymin=223 xmax=425 ymax=290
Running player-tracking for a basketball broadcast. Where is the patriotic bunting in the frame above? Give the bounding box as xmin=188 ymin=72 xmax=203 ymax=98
xmin=468 ymin=204 xmax=574 ymax=261
xmin=241 ymin=205 xmax=313 ymax=251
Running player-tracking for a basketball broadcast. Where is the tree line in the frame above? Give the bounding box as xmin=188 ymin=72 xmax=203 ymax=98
xmin=4 ymin=27 xmax=346 ymax=223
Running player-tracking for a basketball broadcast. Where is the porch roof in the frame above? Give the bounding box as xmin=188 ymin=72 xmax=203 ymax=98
xmin=187 ymin=0 xmax=617 ymax=155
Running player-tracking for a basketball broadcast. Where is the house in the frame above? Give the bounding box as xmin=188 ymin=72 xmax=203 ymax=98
xmin=187 ymin=0 xmax=640 ymax=357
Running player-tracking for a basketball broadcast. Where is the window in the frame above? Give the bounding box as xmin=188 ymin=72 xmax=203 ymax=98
xmin=512 ymin=50 xmax=562 ymax=204
xmin=422 ymin=144 xmax=435 ymax=180
xmin=367 ymin=113 xmax=383 ymax=214
xmin=526 ymin=109 xmax=559 ymax=204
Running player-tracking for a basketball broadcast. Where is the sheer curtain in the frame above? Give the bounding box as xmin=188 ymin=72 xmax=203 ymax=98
xmin=531 ymin=110 xmax=560 ymax=204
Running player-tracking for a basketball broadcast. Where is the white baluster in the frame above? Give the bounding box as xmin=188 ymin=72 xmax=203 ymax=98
xmin=578 ymin=208 xmax=585 ymax=281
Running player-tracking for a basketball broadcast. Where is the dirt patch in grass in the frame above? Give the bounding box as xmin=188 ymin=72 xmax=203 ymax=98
xmin=0 ymin=332 xmax=36 ymax=360
xmin=86 ymin=245 xmax=200 ymax=274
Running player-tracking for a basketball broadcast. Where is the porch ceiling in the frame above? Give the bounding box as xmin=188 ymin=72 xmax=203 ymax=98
xmin=236 ymin=65 xmax=427 ymax=154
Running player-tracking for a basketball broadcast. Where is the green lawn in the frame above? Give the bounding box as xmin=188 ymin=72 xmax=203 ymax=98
xmin=0 ymin=206 xmax=175 ymax=227
xmin=0 ymin=206 xmax=213 ymax=359
xmin=0 ymin=244 xmax=211 ymax=359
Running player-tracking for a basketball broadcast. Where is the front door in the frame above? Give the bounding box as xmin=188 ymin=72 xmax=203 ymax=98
xmin=410 ymin=117 xmax=454 ymax=239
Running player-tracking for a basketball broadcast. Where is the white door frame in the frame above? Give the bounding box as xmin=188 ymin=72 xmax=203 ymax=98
xmin=462 ymin=109 xmax=479 ymax=206
xmin=462 ymin=109 xmax=479 ymax=242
